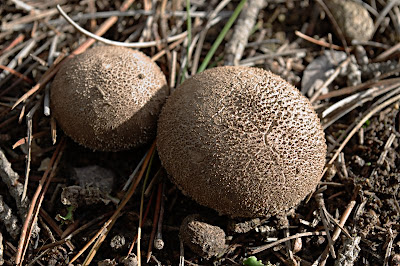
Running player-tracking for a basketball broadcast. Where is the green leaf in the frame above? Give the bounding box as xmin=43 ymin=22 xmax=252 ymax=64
xmin=243 ymin=256 xmax=265 ymax=266
xmin=197 ymin=0 xmax=247 ymax=73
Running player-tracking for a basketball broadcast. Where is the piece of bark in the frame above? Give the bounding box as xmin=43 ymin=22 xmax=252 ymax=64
xmin=0 ymin=148 xmax=39 ymax=236
xmin=224 ymin=0 xmax=267 ymax=66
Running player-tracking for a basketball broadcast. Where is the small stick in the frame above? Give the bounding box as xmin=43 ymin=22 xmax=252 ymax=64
xmin=57 ymin=5 xmax=188 ymax=48
xmin=22 ymin=97 xmax=42 ymax=200
xmin=77 ymin=141 xmax=156 ymax=265
xmin=371 ymin=0 xmax=399 ymax=37
xmin=315 ymin=0 xmax=349 ymax=53
xmin=315 ymin=193 xmax=336 ymax=259
xmin=0 ymin=65 xmax=34 ymax=84
xmin=374 ymin=42 xmax=400 ymax=62
xmin=317 ymin=187 xmax=359 ymax=266
xmin=309 ymin=57 xmax=351 ymax=103
xmin=295 ymin=31 xmax=344 ymax=50
xmin=50 ymin=117 xmax=57 ymax=144
xmin=127 ymin=190 xmax=155 ymax=255
xmin=377 ymin=133 xmax=396 ymax=165
xmin=146 ymin=182 xmax=163 ymax=262
xmin=17 ymin=138 xmax=66 ymax=265
xmin=12 ymin=131 xmax=47 ymax=149
xmin=151 ymin=36 xmax=186 ymax=62
xmin=179 ymin=239 xmax=185 ymax=266
xmin=383 ymin=229 xmax=394 ymax=266
xmin=0 ymin=33 xmax=25 ymax=56
xmin=0 ymin=233 xmax=3 ymax=265
xmin=39 ymin=208 xmax=75 ymax=250
xmin=154 ymin=181 xmax=165 ymax=250
xmin=35 ymin=211 xmax=112 ymax=253
xmin=328 ymin=93 xmax=400 ymax=165
xmin=339 ymin=152 xmax=348 ymax=178
xmin=248 ymin=231 xmax=327 ymax=254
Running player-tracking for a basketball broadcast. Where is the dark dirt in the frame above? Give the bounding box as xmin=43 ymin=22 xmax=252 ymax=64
xmin=1 ymin=0 xmax=400 ymax=265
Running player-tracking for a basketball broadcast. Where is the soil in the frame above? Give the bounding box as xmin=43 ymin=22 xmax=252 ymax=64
xmin=0 ymin=0 xmax=399 ymax=265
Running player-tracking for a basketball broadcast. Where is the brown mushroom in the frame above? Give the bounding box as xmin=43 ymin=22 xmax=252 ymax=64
xmin=157 ymin=66 xmax=327 ymax=218
xmin=51 ymin=45 xmax=168 ymax=151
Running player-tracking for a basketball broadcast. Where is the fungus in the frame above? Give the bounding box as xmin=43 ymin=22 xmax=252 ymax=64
xmin=50 ymin=45 xmax=168 ymax=151
xmin=157 ymin=66 xmax=327 ymax=218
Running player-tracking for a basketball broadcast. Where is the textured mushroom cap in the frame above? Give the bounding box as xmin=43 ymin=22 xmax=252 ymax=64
xmin=51 ymin=46 xmax=168 ymax=151
xmin=327 ymin=0 xmax=374 ymax=42
xmin=157 ymin=66 xmax=326 ymax=218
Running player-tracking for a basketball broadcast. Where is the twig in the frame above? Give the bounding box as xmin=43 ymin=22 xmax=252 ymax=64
xmin=151 ymin=35 xmax=186 ymax=62
xmin=0 ymin=34 xmax=25 ymax=56
xmin=0 ymin=65 xmax=33 ymax=84
xmin=154 ymin=181 xmax=165 ymax=250
xmin=248 ymin=231 xmax=327 ymax=254
xmin=294 ymin=30 xmax=344 ymax=51
xmin=0 ymin=38 xmax=37 ymax=81
xmin=179 ymin=239 xmax=185 ymax=266
xmin=137 ymin=151 xmax=156 ymax=266
xmin=315 ymin=193 xmax=336 ymax=259
xmin=123 ymin=150 xmax=149 ymax=191
xmin=15 ymin=139 xmax=66 ymax=265
xmin=224 ymin=0 xmax=266 ymax=66
xmin=317 ymin=77 xmax=400 ymax=101
xmin=198 ymin=0 xmax=247 ymax=72
xmin=22 ymin=96 xmax=42 ymax=200
xmin=377 ymin=133 xmax=396 ymax=165
xmin=316 ymin=187 xmax=359 ymax=266
xmin=146 ymin=182 xmax=163 ymax=263
xmin=191 ymin=0 xmax=232 ymax=73
xmin=371 ymin=0 xmax=400 ymax=37
xmin=34 ymin=211 xmax=112 ymax=253
xmin=39 ymin=208 xmax=74 ymax=250
xmin=315 ymin=0 xmax=349 ymax=53
xmin=76 ymin=141 xmax=156 ymax=265
xmin=127 ymin=190 xmax=155 ymax=255
xmin=383 ymin=228 xmax=395 ymax=266
xmin=328 ymin=92 xmax=400 ymax=165
xmin=56 ymin=5 xmax=188 ymax=48
xmin=310 ymin=57 xmax=351 ymax=103
xmin=374 ymin=42 xmax=400 ymax=62
xmin=0 ymin=233 xmax=3 ymax=265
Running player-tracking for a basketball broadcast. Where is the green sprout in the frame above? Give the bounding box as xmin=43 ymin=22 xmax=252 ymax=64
xmin=57 ymin=206 xmax=75 ymax=223
xmin=243 ymin=256 xmax=265 ymax=266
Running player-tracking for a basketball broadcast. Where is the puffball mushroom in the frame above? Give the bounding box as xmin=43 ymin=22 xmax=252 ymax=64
xmin=51 ymin=46 xmax=168 ymax=151
xmin=157 ymin=66 xmax=327 ymax=218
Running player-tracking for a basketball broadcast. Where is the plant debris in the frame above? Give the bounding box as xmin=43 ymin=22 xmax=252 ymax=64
xmin=0 ymin=0 xmax=399 ymax=265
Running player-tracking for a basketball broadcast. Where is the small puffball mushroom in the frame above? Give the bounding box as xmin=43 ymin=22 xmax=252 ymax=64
xmin=326 ymin=0 xmax=374 ymax=42
xmin=157 ymin=66 xmax=327 ymax=218
xmin=51 ymin=46 xmax=168 ymax=151
xmin=179 ymin=215 xmax=227 ymax=259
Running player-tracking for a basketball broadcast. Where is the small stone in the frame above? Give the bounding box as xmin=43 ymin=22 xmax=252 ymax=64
xmin=110 ymin=235 xmax=126 ymax=250
xmin=180 ymin=215 xmax=227 ymax=259
xmin=98 ymin=259 xmax=117 ymax=266
xmin=327 ymin=0 xmax=374 ymax=42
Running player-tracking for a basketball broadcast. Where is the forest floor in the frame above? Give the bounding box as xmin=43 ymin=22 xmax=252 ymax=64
xmin=0 ymin=0 xmax=399 ymax=265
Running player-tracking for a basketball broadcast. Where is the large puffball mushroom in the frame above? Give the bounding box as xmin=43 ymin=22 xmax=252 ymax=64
xmin=50 ymin=46 xmax=168 ymax=151
xmin=157 ymin=66 xmax=327 ymax=218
